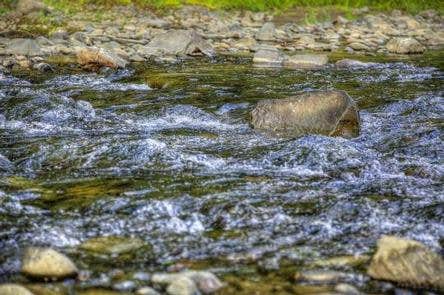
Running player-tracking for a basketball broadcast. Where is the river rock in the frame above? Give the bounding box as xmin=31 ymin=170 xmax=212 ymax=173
xmin=145 ymin=30 xmax=214 ymax=57
xmin=77 ymin=47 xmax=128 ymax=71
xmin=166 ymin=277 xmax=199 ymax=295
xmin=80 ymin=236 xmax=145 ymax=255
xmin=256 ymin=22 xmax=276 ymax=41
xmin=386 ymin=37 xmax=425 ymax=54
xmin=0 ymin=284 xmax=34 ymax=295
xmin=136 ymin=286 xmax=161 ymax=295
xmin=335 ymin=59 xmax=377 ymax=69
xmin=251 ymin=90 xmax=360 ymax=138
xmin=6 ymin=39 xmax=43 ymax=56
xmin=283 ymin=54 xmax=328 ymax=69
xmin=0 ymin=154 xmax=13 ymax=172
xmin=16 ymin=0 xmax=47 ymax=15
xmin=152 ymin=271 xmax=223 ymax=294
xmin=21 ymin=247 xmax=78 ymax=280
xmin=253 ymin=46 xmax=284 ymax=67
xmin=367 ymin=235 xmax=444 ymax=291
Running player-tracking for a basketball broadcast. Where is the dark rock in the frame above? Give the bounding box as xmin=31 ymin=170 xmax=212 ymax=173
xmin=251 ymin=90 xmax=360 ymax=138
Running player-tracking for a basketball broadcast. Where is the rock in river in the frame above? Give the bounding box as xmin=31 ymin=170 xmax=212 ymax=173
xmin=77 ymin=47 xmax=128 ymax=71
xmin=0 ymin=284 xmax=34 ymax=295
xmin=253 ymin=46 xmax=284 ymax=67
xmin=152 ymin=270 xmax=223 ymax=294
xmin=145 ymin=30 xmax=215 ymax=57
xmin=283 ymin=54 xmax=328 ymax=69
xmin=386 ymin=37 xmax=425 ymax=54
xmin=367 ymin=235 xmax=444 ymax=291
xmin=21 ymin=247 xmax=78 ymax=280
xmin=251 ymin=90 xmax=360 ymax=138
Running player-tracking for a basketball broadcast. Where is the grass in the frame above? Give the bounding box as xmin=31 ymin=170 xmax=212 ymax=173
xmin=1 ymin=0 xmax=442 ymax=14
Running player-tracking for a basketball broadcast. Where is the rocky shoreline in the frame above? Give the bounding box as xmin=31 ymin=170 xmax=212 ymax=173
xmin=0 ymin=0 xmax=443 ymax=72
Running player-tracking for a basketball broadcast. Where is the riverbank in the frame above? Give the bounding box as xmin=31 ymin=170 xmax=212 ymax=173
xmin=0 ymin=0 xmax=443 ymax=73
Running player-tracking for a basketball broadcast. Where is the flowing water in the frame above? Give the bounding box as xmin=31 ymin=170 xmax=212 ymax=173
xmin=0 ymin=52 xmax=443 ymax=294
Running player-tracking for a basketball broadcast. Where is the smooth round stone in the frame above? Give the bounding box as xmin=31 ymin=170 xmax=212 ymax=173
xmin=0 ymin=284 xmax=34 ymax=295
xmin=21 ymin=247 xmax=78 ymax=280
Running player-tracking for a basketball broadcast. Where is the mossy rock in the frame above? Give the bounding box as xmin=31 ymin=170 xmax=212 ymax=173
xmin=79 ymin=236 xmax=146 ymax=255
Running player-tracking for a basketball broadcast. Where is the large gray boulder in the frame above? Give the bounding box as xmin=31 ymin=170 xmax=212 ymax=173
xmin=386 ymin=37 xmax=425 ymax=54
xmin=21 ymin=247 xmax=78 ymax=280
xmin=144 ymin=30 xmax=214 ymax=57
xmin=5 ymin=39 xmax=43 ymax=56
xmin=251 ymin=90 xmax=360 ymax=138
xmin=368 ymin=235 xmax=444 ymax=291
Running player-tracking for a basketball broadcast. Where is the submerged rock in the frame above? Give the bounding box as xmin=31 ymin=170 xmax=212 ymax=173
xmin=335 ymin=59 xmax=377 ymax=68
xmin=283 ymin=54 xmax=328 ymax=69
xmin=80 ymin=236 xmax=145 ymax=255
xmin=152 ymin=271 xmax=223 ymax=294
xmin=0 ymin=154 xmax=13 ymax=172
xmin=0 ymin=284 xmax=34 ymax=295
xmin=386 ymin=37 xmax=425 ymax=54
xmin=367 ymin=235 xmax=444 ymax=291
xmin=252 ymin=46 xmax=284 ymax=67
xmin=77 ymin=47 xmax=128 ymax=71
xmin=145 ymin=30 xmax=214 ymax=58
xmin=21 ymin=247 xmax=78 ymax=280
xmin=251 ymin=90 xmax=360 ymax=138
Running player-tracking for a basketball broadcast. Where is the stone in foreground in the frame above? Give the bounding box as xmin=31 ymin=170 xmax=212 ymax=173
xmin=21 ymin=247 xmax=78 ymax=280
xmin=251 ymin=90 xmax=360 ymax=138
xmin=77 ymin=47 xmax=128 ymax=71
xmin=166 ymin=277 xmax=199 ymax=295
xmin=367 ymin=235 xmax=444 ymax=291
xmin=283 ymin=54 xmax=328 ymax=69
xmin=152 ymin=271 xmax=223 ymax=294
xmin=0 ymin=284 xmax=34 ymax=295
xmin=386 ymin=37 xmax=425 ymax=54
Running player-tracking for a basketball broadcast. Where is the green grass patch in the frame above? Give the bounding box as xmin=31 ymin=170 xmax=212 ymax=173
xmin=41 ymin=0 xmax=443 ymax=13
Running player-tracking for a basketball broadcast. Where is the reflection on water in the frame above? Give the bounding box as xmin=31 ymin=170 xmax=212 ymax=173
xmin=0 ymin=52 xmax=443 ymax=292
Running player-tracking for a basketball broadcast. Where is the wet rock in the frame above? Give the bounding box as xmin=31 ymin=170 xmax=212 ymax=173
xmin=252 ymin=46 xmax=284 ymax=67
xmin=386 ymin=37 xmax=425 ymax=54
xmin=80 ymin=236 xmax=145 ymax=255
xmin=256 ymin=22 xmax=276 ymax=41
xmin=335 ymin=283 xmax=361 ymax=295
xmin=21 ymin=247 xmax=78 ymax=280
xmin=33 ymin=62 xmax=54 ymax=73
xmin=294 ymin=270 xmax=349 ymax=284
xmin=0 ymin=154 xmax=13 ymax=172
xmin=5 ymin=39 xmax=43 ymax=56
xmin=152 ymin=271 xmax=223 ymax=294
xmin=251 ymin=90 xmax=360 ymax=138
xmin=166 ymin=277 xmax=199 ymax=295
xmin=16 ymin=0 xmax=48 ymax=15
xmin=283 ymin=54 xmax=328 ymax=69
xmin=113 ymin=280 xmax=137 ymax=292
xmin=0 ymin=284 xmax=34 ymax=295
xmin=77 ymin=47 xmax=128 ymax=71
xmin=335 ymin=59 xmax=376 ymax=69
xmin=145 ymin=30 xmax=214 ymax=57
xmin=367 ymin=235 xmax=444 ymax=291
xmin=136 ymin=287 xmax=161 ymax=295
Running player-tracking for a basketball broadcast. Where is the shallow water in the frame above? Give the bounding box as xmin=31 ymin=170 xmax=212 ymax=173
xmin=0 ymin=52 xmax=443 ymax=293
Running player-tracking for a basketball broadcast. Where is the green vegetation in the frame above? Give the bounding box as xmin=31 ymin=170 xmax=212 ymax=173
xmin=1 ymin=0 xmax=442 ymax=14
